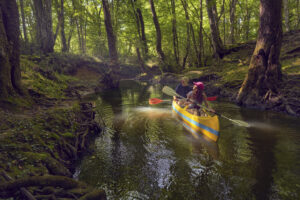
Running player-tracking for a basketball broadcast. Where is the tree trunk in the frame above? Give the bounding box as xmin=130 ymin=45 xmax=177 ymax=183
xmin=206 ymin=0 xmax=226 ymax=59
xmin=102 ymin=0 xmax=118 ymax=63
xmin=74 ymin=18 xmax=82 ymax=52
xmin=102 ymin=0 xmax=119 ymax=88
xmin=171 ymin=0 xmax=179 ymax=65
xmin=223 ymin=0 xmax=225 ymax=44
xmin=198 ymin=0 xmax=204 ymax=67
xmin=53 ymin=0 xmax=60 ymax=44
xmin=60 ymin=0 xmax=67 ymax=52
xmin=149 ymin=0 xmax=165 ymax=62
xmin=19 ymin=0 xmax=28 ymax=48
xmin=283 ymin=0 xmax=289 ymax=31
xmin=136 ymin=6 xmax=148 ymax=56
xmin=33 ymin=0 xmax=54 ymax=54
xmin=229 ymin=0 xmax=237 ymax=44
xmin=182 ymin=0 xmax=191 ymax=70
xmin=181 ymin=0 xmax=200 ymax=67
xmin=245 ymin=0 xmax=250 ymax=41
xmin=0 ymin=0 xmax=22 ymax=98
xmin=130 ymin=0 xmax=145 ymax=68
xmin=237 ymin=0 xmax=283 ymax=108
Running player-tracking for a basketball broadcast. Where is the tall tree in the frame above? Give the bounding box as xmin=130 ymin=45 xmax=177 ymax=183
xmin=19 ymin=0 xmax=28 ymax=48
xmin=181 ymin=0 xmax=200 ymax=67
xmin=198 ymin=0 xmax=204 ymax=67
xmin=244 ymin=0 xmax=251 ymax=41
xmin=171 ymin=0 xmax=179 ymax=65
xmin=237 ymin=0 xmax=283 ymax=108
xmin=102 ymin=0 xmax=118 ymax=63
xmin=60 ymin=0 xmax=67 ymax=52
xmin=229 ymin=0 xmax=237 ymax=44
xmin=102 ymin=0 xmax=120 ymax=89
xmin=149 ymin=0 xmax=165 ymax=62
xmin=33 ymin=0 xmax=54 ymax=54
xmin=283 ymin=0 xmax=289 ymax=31
xmin=130 ymin=0 xmax=146 ymax=68
xmin=136 ymin=3 xmax=148 ymax=57
xmin=0 ymin=0 xmax=23 ymax=98
xmin=71 ymin=0 xmax=86 ymax=54
xmin=181 ymin=0 xmax=191 ymax=69
xmin=206 ymin=0 xmax=226 ymax=58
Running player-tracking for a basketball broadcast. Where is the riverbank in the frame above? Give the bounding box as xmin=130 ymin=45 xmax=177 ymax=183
xmin=0 ymin=56 xmax=107 ymax=199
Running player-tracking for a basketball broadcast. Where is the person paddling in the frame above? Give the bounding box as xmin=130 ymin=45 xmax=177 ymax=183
xmin=173 ymin=76 xmax=191 ymax=107
xmin=187 ymin=82 xmax=214 ymax=116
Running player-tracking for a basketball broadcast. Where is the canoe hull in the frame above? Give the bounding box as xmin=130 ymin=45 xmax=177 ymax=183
xmin=172 ymin=100 xmax=220 ymax=142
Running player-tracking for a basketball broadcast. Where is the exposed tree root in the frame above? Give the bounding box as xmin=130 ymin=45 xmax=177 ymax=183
xmin=0 ymin=102 xmax=104 ymax=199
xmin=0 ymin=175 xmax=85 ymax=198
xmin=0 ymin=170 xmax=36 ymax=200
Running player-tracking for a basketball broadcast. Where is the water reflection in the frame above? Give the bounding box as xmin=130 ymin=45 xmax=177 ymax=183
xmin=77 ymin=80 xmax=300 ymax=200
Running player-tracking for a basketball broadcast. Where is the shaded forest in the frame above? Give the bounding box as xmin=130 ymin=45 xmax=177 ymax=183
xmin=1 ymin=1 xmax=300 ymax=199
xmin=0 ymin=0 xmax=299 ymax=114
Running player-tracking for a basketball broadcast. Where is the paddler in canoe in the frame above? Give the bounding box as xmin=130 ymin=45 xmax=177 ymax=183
xmin=174 ymin=79 xmax=214 ymax=116
xmin=186 ymin=81 xmax=215 ymax=116
xmin=173 ymin=76 xmax=191 ymax=107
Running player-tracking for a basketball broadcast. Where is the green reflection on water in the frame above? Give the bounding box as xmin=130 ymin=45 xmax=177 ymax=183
xmin=77 ymin=80 xmax=300 ymax=200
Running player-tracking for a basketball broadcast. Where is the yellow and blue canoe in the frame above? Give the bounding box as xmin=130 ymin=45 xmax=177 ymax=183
xmin=172 ymin=100 xmax=220 ymax=142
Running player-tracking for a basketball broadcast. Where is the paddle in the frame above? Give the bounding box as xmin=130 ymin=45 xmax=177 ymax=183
xmin=149 ymin=96 xmax=217 ymax=105
xmin=149 ymin=98 xmax=171 ymax=105
xmin=162 ymin=86 xmax=250 ymax=127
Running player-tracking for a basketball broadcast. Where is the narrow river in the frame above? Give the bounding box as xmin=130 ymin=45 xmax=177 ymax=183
xmin=75 ymin=80 xmax=300 ymax=200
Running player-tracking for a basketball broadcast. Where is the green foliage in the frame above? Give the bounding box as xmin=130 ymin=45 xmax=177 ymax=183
xmin=18 ymin=0 xmax=300 ymax=73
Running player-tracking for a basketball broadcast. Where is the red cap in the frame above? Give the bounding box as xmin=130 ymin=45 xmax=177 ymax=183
xmin=193 ymin=81 xmax=204 ymax=90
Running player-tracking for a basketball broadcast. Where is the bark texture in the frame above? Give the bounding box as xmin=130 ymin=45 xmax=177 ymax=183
xmin=102 ymin=0 xmax=120 ymax=88
xmin=237 ymin=0 xmax=283 ymax=108
xmin=149 ymin=0 xmax=165 ymax=62
xmin=0 ymin=0 xmax=22 ymax=98
xmin=130 ymin=0 xmax=146 ymax=68
xmin=60 ymin=0 xmax=67 ymax=52
xmin=206 ymin=0 xmax=226 ymax=58
xmin=171 ymin=0 xmax=179 ymax=65
xmin=102 ymin=0 xmax=118 ymax=63
xmin=198 ymin=0 xmax=204 ymax=67
xmin=33 ymin=0 xmax=54 ymax=54
xmin=136 ymin=5 xmax=148 ymax=56
xmin=229 ymin=0 xmax=237 ymax=44
xmin=19 ymin=0 xmax=28 ymax=47
xmin=283 ymin=0 xmax=289 ymax=31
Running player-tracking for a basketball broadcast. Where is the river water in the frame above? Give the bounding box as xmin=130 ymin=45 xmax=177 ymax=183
xmin=76 ymin=80 xmax=300 ymax=200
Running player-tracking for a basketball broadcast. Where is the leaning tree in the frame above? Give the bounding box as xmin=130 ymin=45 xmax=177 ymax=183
xmin=236 ymin=0 xmax=283 ymax=109
xmin=0 ymin=0 xmax=23 ymax=98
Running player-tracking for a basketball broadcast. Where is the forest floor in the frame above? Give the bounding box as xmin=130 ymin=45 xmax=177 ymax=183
xmin=0 ymin=29 xmax=299 ymax=199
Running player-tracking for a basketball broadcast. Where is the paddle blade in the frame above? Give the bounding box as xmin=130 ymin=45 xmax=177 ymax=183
xmin=149 ymin=98 xmax=163 ymax=105
xmin=162 ymin=86 xmax=180 ymax=97
xmin=230 ymin=119 xmax=250 ymax=127
xmin=207 ymin=96 xmax=217 ymax=101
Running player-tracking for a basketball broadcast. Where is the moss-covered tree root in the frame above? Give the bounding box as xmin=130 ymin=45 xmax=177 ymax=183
xmin=0 ymin=102 xmax=105 ymax=199
xmin=0 ymin=174 xmax=106 ymax=199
